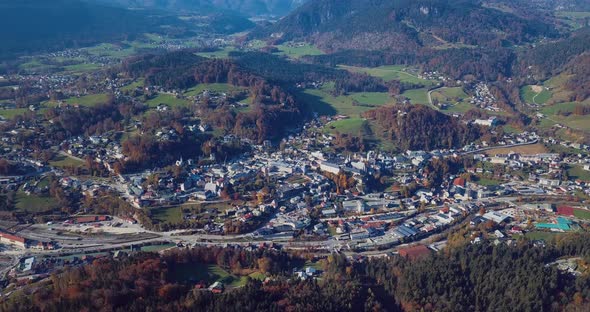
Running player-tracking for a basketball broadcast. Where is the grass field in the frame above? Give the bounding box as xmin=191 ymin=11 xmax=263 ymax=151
xmin=484 ymin=143 xmax=548 ymax=156
xmin=49 ymin=93 xmax=110 ymax=107
xmin=150 ymin=206 xmax=183 ymax=224
xmin=185 ymin=83 xmax=241 ymax=96
xmin=171 ymin=263 xmax=250 ymax=287
xmin=15 ymin=191 xmax=60 ymax=213
xmin=431 ymin=87 xmax=468 ymax=102
xmin=338 ymin=65 xmax=435 ymax=85
xmin=475 ymin=177 xmax=502 ymax=186
xmin=49 ymin=154 xmax=85 ymax=168
xmin=556 ymin=11 xmax=590 ymax=29
xmin=275 ymin=43 xmax=324 ymax=58
xmin=401 ymin=88 xmax=430 ymax=105
xmin=567 ymin=165 xmax=590 ymax=181
xmin=573 ymin=209 xmax=590 ymax=220
xmin=325 ymin=118 xmax=367 ymax=135
xmin=300 ymin=87 xmax=391 ymax=117
xmin=524 ymin=231 xmax=562 ymax=241
xmin=196 ymin=46 xmax=236 ymax=58
xmin=145 ymin=94 xmax=190 ymax=108
xmin=349 ymin=92 xmax=393 ymax=105
xmin=0 ymin=108 xmax=28 ymax=119
xmin=121 ymin=79 xmax=145 ymax=92
xmin=521 ymin=85 xmax=552 ymax=104
xmin=540 ymin=102 xmax=586 ymax=115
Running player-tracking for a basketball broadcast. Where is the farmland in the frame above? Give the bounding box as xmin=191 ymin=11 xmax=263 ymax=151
xmin=145 ymin=94 xmax=190 ymax=108
xmin=521 ymin=85 xmax=552 ymax=105
xmin=274 ymin=42 xmax=324 ymax=59
xmin=484 ymin=143 xmax=549 ymax=156
xmin=338 ymin=65 xmax=435 ymax=85
xmin=301 ymin=86 xmax=392 ymax=117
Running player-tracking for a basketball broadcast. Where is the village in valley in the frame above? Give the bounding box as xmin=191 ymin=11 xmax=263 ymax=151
xmin=1 ymin=24 xmax=590 ymax=297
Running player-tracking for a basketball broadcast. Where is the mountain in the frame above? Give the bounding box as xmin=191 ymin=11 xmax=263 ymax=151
xmin=251 ymin=0 xmax=557 ymax=52
xmin=92 ymin=0 xmax=308 ymax=17
xmin=0 ymin=0 xmax=182 ymax=59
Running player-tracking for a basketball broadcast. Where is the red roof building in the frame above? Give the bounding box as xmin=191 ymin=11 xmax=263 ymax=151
xmin=0 ymin=232 xmax=27 ymax=248
xmin=453 ymin=178 xmax=466 ymax=187
xmin=557 ymin=206 xmax=575 ymax=217
xmin=398 ymin=245 xmax=431 ymax=261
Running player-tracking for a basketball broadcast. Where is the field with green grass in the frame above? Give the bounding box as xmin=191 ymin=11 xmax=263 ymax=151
xmin=573 ymin=209 xmax=590 ymax=220
xmin=121 ymin=79 xmax=145 ymax=92
xmin=0 ymin=108 xmax=28 ymax=119
xmin=171 ymin=263 xmax=251 ymax=287
xmin=338 ymin=65 xmax=434 ymax=85
xmin=431 ymin=87 xmax=468 ymax=102
xmin=567 ymin=165 xmax=590 ymax=181
xmin=145 ymin=94 xmax=190 ymax=108
xmin=196 ymin=46 xmax=236 ymax=58
xmin=274 ymin=42 xmax=324 ymax=58
xmin=401 ymin=88 xmax=430 ymax=105
xmin=49 ymin=154 xmax=85 ymax=168
xmin=150 ymin=206 xmax=183 ymax=224
xmin=349 ymin=92 xmax=393 ymax=106
xmin=44 ymin=93 xmax=110 ymax=108
xmin=475 ymin=177 xmax=502 ymax=186
xmin=300 ymin=87 xmax=392 ymax=117
xmin=556 ymin=11 xmax=590 ymax=29
xmin=524 ymin=231 xmax=563 ymax=241
xmin=521 ymin=85 xmax=552 ymax=104
xmin=325 ymin=118 xmax=367 ymax=135
xmin=184 ymin=83 xmax=243 ymax=96
xmin=15 ymin=191 xmax=60 ymax=213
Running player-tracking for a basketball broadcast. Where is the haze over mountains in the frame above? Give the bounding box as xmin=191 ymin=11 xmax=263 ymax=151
xmin=92 ymin=0 xmax=309 ymax=17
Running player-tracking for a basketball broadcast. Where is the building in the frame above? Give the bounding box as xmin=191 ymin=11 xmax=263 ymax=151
xmin=0 ymin=232 xmax=27 ymax=248
xmin=474 ymin=117 xmax=498 ymax=127
xmin=482 ymin=211 xmax=510 ymax=224
xmin=398 ymin=245 xmax=431 ymax=260
xmin=319 ymin=161 xmax=341 ymax=175
xmin=342 ymin=200 xmax=365 ymax=213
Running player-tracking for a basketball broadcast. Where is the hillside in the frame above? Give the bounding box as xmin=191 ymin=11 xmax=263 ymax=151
xmin=0 ymin=0 xmax=182 ymax=59
xmin=251 ymin=0 xmax=557 ymax=52
xmin=363 ymin=104 xmax=483 ymax=151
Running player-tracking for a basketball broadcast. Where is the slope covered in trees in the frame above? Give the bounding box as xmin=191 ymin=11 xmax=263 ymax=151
xmin=251 ymin=0 xmax=557 ymax=52
xmin=3 ymin=235 xmax=590 ymax=311
xmin=363 ymin=104 xmax=484 ymax=151
xmin=0 ymin=0 xmax=185 ymax=60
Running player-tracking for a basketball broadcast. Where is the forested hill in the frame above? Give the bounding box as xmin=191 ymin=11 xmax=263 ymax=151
xmin=3 ymin=235 xmax=590 ymax=311
xmin=0 ymin=0 xmax=182 ymax=59
xmin=250 ymin=0 xmax=558 ymax=51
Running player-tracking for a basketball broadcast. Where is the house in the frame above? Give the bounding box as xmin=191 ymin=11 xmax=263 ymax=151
xmin=209 ymin=281 xmax=224 ymax=294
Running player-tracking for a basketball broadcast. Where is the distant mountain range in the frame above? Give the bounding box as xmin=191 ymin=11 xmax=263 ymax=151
xmin=250 ymin=0 xmax=558 ymax=52
xmin=0 ymin=0 xmax=180 ymax=59
xmin=91 ymin=0 xmax=309 ymax=17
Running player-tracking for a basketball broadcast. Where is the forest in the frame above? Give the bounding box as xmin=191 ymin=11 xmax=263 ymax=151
xmin=362 ymin=104 xmax=483 ymax=151
xmin=3 ymin=234 xmax=590 ymax=311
